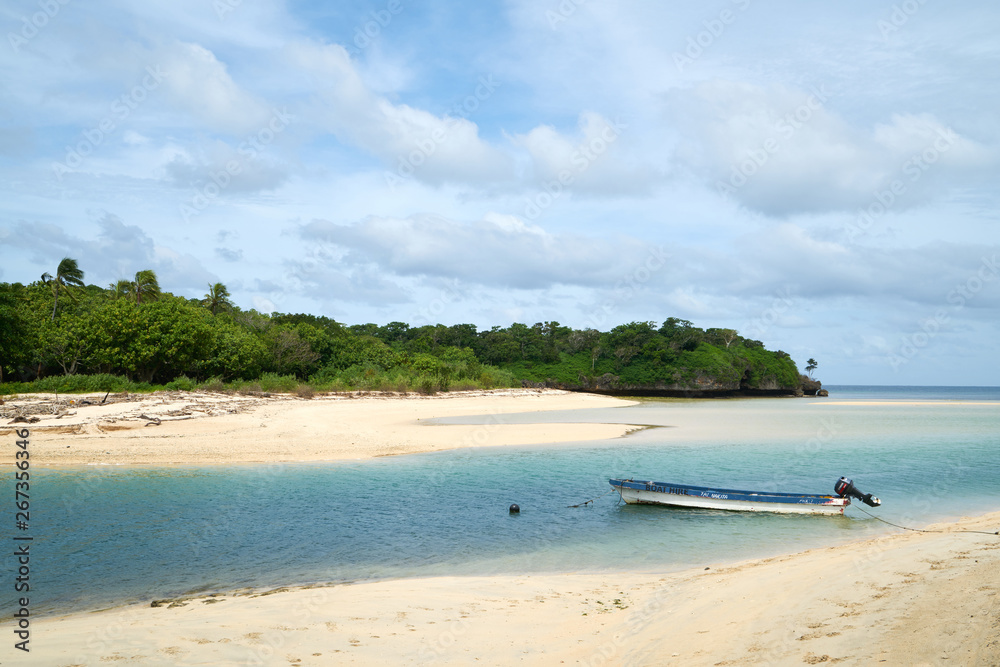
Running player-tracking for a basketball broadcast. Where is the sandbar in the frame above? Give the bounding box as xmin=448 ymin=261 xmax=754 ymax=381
xmin=0 ymin=388 xmax=639 ymax=466
xmin=816 ymin=400 xmax=998 ymax=407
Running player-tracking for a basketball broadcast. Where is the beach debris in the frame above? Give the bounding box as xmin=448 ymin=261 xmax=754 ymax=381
xmin=0 ymin=390 xmax=270 ymax=434
xmin=8 ymin=416 xmax=40 ymax=424
xmin=150 ymin=596 xmax=196 ymax=608
xmin=250 ymin=587 xmax=291 ymax=598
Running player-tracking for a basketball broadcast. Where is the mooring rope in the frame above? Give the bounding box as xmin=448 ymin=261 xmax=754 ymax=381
xmin=568 ymin=488 xmax=617 ymax=508
xmin=853 ymin=504 xmax=1000 ymax=536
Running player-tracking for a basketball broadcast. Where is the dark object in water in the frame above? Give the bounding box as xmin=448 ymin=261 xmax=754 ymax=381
xmin=509 ymin=503 xmax=520 ymax=514
xmin=835 ymin=477 xmax=881 ymax=507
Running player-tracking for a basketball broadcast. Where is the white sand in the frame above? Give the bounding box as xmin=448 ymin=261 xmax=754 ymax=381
xmin=26 ymin=512 xmax=1000 ymax=666
xmin=0 ymin=388 xmax=639 ymax=466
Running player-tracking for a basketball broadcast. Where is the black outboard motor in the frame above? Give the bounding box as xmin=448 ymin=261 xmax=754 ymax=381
xmin=835 ymin=477 xmax=881 ymax=507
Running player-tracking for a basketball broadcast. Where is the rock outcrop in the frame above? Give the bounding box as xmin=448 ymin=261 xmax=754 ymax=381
xmin=799 ymin=375 xmax=825 ymax=396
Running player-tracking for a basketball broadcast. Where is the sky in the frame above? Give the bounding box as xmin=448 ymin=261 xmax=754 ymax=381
xmin=1 ymin=0 xmax=998 ymax=386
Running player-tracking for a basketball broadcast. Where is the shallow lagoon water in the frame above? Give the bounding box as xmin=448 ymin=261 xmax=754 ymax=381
xmin=5 ymin=386 xmax=999 ymax=617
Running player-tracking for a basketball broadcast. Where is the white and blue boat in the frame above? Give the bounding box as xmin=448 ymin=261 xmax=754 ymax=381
xmin=608 ymin=477 xmax=880 ymax=516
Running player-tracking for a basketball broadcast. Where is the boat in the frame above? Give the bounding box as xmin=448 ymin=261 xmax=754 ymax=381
xmin=608 ymin=476 xmax=880 ymax=515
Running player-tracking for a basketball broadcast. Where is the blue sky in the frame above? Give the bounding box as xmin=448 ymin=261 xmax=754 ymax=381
xmin=1 ymin=0 xmax=998 ymax=385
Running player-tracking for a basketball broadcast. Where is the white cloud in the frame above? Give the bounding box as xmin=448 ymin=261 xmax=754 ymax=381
xmin=286 ymin=40 xmax=514 ymax=187
xmin=285 ymin=258 xmax=411 ymax=305
xmin=514 ymin=111 xmax=654 ymax=196
xmin=298 ymin=212 xmax=671 ymax=290
xmin=725 ymin=222 xmax=1000 ymax=309
xmin=0 ymin=213 xmax=215 ymax=291
xmin=163 ymin=138 xmax=290 ymax=193
xmin=252 ymin=296 xmax=277 ymax=313
xmin=669 ymin=81 xmax=995 ymax=216
xmin=158 ymin=42 xmax=273 ymax=134
xmin=122 ymin=130 xmax=149 ymax=146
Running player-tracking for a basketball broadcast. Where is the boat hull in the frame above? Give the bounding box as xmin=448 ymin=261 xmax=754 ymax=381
xmin=609 ymin=479 xmax=849 ymax=515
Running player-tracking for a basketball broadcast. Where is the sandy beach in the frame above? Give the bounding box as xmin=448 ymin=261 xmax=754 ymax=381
xmin=0 ymin=388 xmax=639 ymax=466
xmin=25 ymin=511 xmax=1000 ymax=666
xmin=5 ymin=389 xmax=999 ymax=665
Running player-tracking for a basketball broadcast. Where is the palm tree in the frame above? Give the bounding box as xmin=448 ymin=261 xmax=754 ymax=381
xmin=202 ymin=282 xmax=233 ymax=315
xmin=109 ymin=279 xmax=132 ymax=300
xmin=132 ymin=270 xmax=160 ymax=305
xmin=41 ymin=257 xmax=85 ymax=320
xmin=806 ymin=358 xmax=818 ymax=378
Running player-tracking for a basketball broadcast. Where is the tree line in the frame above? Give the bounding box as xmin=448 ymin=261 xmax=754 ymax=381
xmin=0 ymin=258 xmax=803 ymax=394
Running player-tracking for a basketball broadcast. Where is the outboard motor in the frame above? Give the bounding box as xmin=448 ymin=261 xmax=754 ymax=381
xmin=835 ymin=477 xmax=881 ymax=507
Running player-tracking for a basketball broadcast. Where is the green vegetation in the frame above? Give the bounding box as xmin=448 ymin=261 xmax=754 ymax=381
xmin=40 ymin=257 xmax=85 ymax=320
xmin=0 ymin=262 xmax=804 ymax=396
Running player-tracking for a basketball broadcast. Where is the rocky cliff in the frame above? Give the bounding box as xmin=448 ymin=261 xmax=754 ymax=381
xmin=799 ymin=375 xmax=828 ymax=396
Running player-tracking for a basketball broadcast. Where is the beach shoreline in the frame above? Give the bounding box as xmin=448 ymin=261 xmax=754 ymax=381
xmin=0 ymin=388 xmax=641 ymax=467
xmin=25 ymin=510 xmax=1000 ymax=665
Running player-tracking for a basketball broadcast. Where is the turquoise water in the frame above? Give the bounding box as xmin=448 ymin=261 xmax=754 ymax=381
xmin=3 ymin=386 xmax=999 ymax=618
xmin=825 ymin=385 xmax=1000 ymax=400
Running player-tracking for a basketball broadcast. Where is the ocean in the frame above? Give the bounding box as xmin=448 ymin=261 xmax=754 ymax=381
xmin=5 ymin=385 xmax=999 ymax=618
